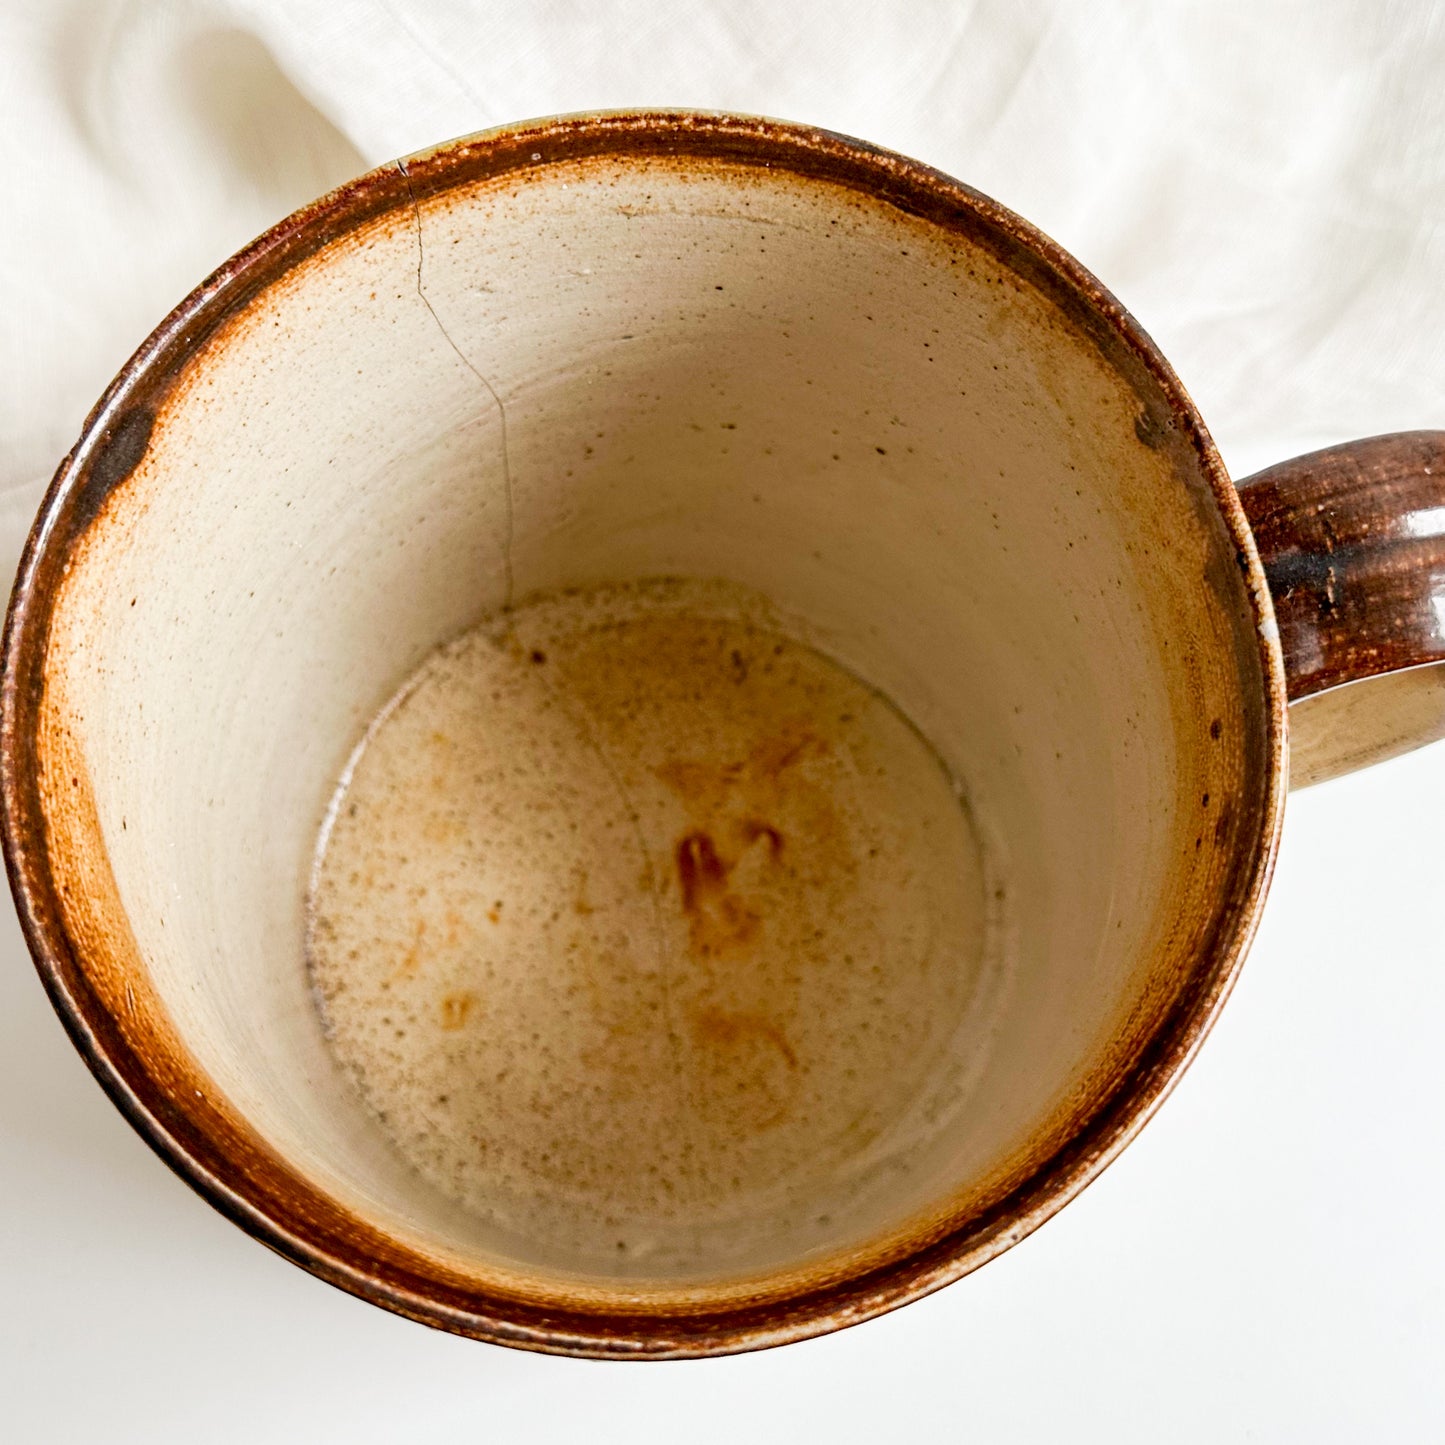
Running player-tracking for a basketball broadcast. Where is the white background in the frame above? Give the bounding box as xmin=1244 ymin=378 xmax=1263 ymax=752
xmin=3 ymin=2 xmax=1443 ymax=1439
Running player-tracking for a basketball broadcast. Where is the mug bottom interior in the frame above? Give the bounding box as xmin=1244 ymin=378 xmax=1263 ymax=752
xmin=306 ymin=574 xmax=1010 ymax=1280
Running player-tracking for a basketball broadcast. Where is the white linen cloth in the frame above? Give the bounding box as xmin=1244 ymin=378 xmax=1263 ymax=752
xmin=2 ymin=4 xmax=1442 ymax=1441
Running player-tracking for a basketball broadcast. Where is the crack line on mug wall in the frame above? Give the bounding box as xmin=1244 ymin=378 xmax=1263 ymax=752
xmin=396 ymin=158 xmax=516 ymax=613
xmin=393 ymin=159 xmax=702 ymax=1223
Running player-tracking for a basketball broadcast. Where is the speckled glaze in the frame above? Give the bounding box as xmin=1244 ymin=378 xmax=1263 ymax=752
xmin=0 ymin=111 xmax=1434 ymax=1358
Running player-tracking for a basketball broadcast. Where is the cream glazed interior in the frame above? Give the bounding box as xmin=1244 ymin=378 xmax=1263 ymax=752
xmin=33 ymin=128 xmax=1266 ymax=1299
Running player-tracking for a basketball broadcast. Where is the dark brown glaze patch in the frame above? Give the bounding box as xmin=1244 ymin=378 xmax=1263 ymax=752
xmin=1238 ymin=431 xmax=1445 ymax=698
xmin=71 ymin=408 xmax=156 ymax=533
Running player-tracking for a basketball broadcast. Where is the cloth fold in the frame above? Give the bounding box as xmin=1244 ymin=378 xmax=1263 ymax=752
xmin=4 ymin=0 xmax=1443 ymax=568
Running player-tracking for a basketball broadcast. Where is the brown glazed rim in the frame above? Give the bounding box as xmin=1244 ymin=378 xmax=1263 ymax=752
xmin=0 ymin=110 xmax=1288 ymax=1357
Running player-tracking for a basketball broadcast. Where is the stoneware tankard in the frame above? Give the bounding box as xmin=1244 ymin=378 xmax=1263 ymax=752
xmin=4 ymin=112 xmax=1443 ymax=1358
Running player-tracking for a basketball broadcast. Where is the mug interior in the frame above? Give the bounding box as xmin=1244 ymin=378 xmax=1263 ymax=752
xmin=13 ymin=116 xmax=1277 ymax=1345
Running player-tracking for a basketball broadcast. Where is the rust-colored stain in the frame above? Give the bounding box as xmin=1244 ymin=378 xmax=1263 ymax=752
xmin=689 ymin=1003 xmax=798 ymax=1069
xmin=688 ymin=1004 xmax=799 ymax=1129
xmin=659 ymin=718 xmax=827 ymax=957
xmin=655 ymin=717 xmax=825 ymax=814
xmin=674 ymin=829 xmax=761 ymax=954
xmin=387 ymin=919 xmax=427 ymax=981
xmin=748 ymin=725 xmax=826 ymax=781
xmin=384 ymin=910 xmax=470 ymax=985
xmin=439 ymin=992 xmax=477 ymax=1030
xmin=739 ymin=818 xmax=784 ymax=857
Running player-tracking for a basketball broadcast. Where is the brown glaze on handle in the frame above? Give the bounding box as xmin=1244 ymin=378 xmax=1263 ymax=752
xmin=1237 ymin=431 xmax=1445 ymax=787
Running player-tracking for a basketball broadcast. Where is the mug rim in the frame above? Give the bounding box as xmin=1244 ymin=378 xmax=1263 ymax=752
xmin=0 ymin=109 xmax=1288 ymax=1357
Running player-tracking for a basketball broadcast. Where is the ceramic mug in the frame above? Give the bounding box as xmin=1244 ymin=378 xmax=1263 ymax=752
xmin=4 ymin=112 xmax=1443 ymax=1359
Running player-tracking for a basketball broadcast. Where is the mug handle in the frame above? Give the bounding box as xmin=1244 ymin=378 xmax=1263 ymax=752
xmin=1236 ymin=431 xmax=1445 ymax=788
